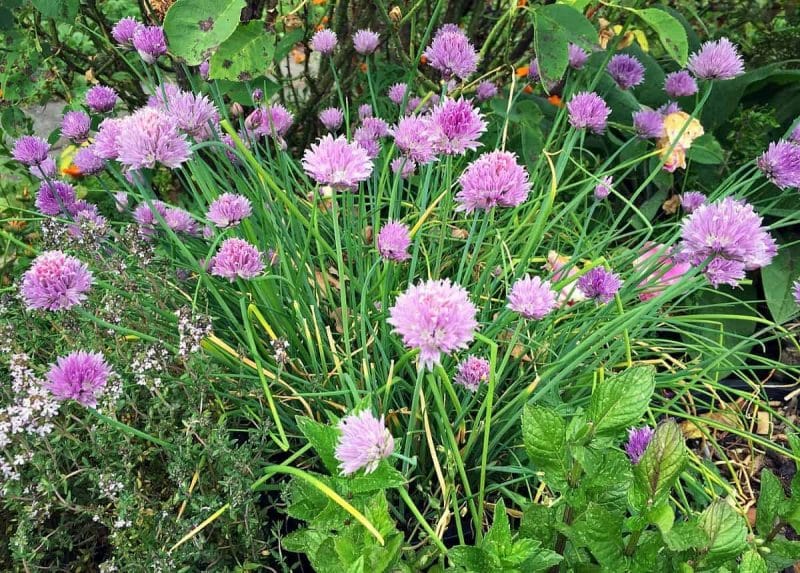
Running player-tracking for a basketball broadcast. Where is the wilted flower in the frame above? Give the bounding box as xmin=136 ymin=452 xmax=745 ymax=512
xmin=633 ymin=109 xmax=664 ymax=139
xmin=634 ymin=243 xmax=691 ymax=301
xmin=311 ymin=29 xmax=337 ymax=54
xmin=577 ymin=267 xmax=622 ymax=303
xmin=61 ymin=111 xmax=91 ymax=143
xmin=454 ymin=355 xmax=490 ymax=392
xmin=607 ymin=54 xmax=645 ymax=90
xmin=210 ymin=238 xmax=264 ymax=281
xmin=302 ymin=134 xmax=373 ymax=189
xmin=335 ymin=410 xmax=394 ymax=475
xmin=423 ymin=24 xmax=479 ymax=81
xmin=111 ymin=17 xmax=141 ymax=47
xmin=86 ymin=85 xmax=118 ymax=113
xmin=12 ymin=135 xmax=50 ymax=166
xmin=353 ymin=29 xmax=380 ymax=55
xmin=680 ymin=191 xmax=707 ymax=213
xmin=391 ymin=156 xmax=416 ymax=178
xmin=207 ymin=193 xmax=252 ymax=228
xmin=507 ymin=275 xmax=557 ymax=319
xmin=46 ymin=351 xmax=111 ymax=407
xmin=319 ymin=107 xmax=344 ymax=131
xmin=132 ymin=25 xmax=167 ymax=64
xmin=544 ymin=251 xmax=586 ymax=306
xmin=594 ymin=175 xmax=613 ymax=200
xmin=657 ymin=111 xmax=704 ymax=172
xmin=687 ymin=37 xmax=744 ymax=80
xmin=387 ymin=83 xmax=407 ymax=105
xmin=456 ymin=151 xmax=530 ymax=212
xmin=679 ymin=197 xmax=776 ymax=287
xmin=392 ymin=115 xmax=437 ymax=164
xmin=377 ymin=221 xmax=411 ymax=261
xmin=116 ymin=108 xmax=192 ymax=170
xmin=36 ymin=181 xmax=77 ymax=216
xmin=567 ymin=92 xmax=611 ymax=134
xmin=475 ymin=81 xmax=498 ymax=101
xmin=625 ymin=426 xmax=654 ymax=463
xmin=73 ymin=147 xmax=105 ymax=175
xmin=757 ymin=140 xmax=800 ymax=189
xmin=568 ymin=43 xmax=589 ymax=70
xmin=21 ymin=251 xmax=93 ymax=311
xmin=428 ymin=97 xmax=487 ymax=155
xmin=388 ymin=278 xmax=477 ymax=370
xmin=664 ymin=70 xmax=698 ymax=98
xmin=93 ymin=118 xmax=124 ymax=160
xmin=358 ymin=103 xmax=373 ymax=119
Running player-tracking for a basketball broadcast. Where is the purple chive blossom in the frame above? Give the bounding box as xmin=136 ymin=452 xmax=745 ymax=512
xmin=757 ymin=140 xmax=800 ymax=190
xmin=85 ymin=85 xmax=118 ymax=113
xmin=428 ymin=97 xmax=487 ymax=155
xmin=664 ymin=71 xmax=698 ymax=98
xmin=527 ymin=58 xmax=540 ymax=82
xmin=302 ymin=134 xmax=374 ymax=190
xmin=245 ymin=104 xmax=294 ymax=138
xmin=594 ymin=175 xmax=613 ymax=200
xmin=508 ymin=276 xmax=557 ymax=319
xmin=163 ymin=91 xmax=219 ymax=140
xmin=319 ymin=107 xmax=344 ymax=131
xmin=456 ymin=150 xmax=531 ymax=212
xmin=12 ymin=135 xmax=50 ymax=166
xmin=475 ymin=81 xmax=498 ymax=101
xmin=207 ymin=193 xmax=252 ymax=228
xmin=454 ymin=355 xmax=490 ymax=392
xmin=423 ymin=24 xmax=479 ymax=81
xmin=92 ymin=118 xmax=123 ymax=160
xmin=659 ymin=102 xmax=681 ymax=116
xmin=633 ymin=109 xmax=665 ymax=139
xmin=634 ymin=243 xmax=691 ymax=301
xmin=358 ymin=103 xmax=373 ymax=119
xmin=132 ymin=25 xmax=167 ymax=64
xmin=116 ymin=108 xmax=192 ymax=170
xmin=392 ymin=115 xmax=437 ymax=164
xmin=353 ymin=127 xmax=381 ymax=159
xmin=252 ymin=88 xmax=264 ymax=103
xmin=73 ymin=147 xmax=105 ymax=175
xmin=362 ymin=117 xmax=390 ymax=138
xmin=36 ymin=181 xmax=77 ymax=216
xmin=794 ymin=279 xmax=800 ymax=306
xmin=680 ymin=191 xmax=707 ymax=213
xmin=388 ymin=278 xmax=478 ymax=370
xmin=30 ymin=157 xmax=57 ymax=179
xmin=199 ymin=60 xmax=210 ymax=80
xmin=577 ymin=267 xmax=622 ymax=303
xmin=608 ymin=54 xmax=645 ymax=90
xmin=46 ymin=351 xmax=111 ymax=407
xmin=60 ymin=111 xmax=91 ymax=143
xmin=568 ymin=43 xmax=589 ymax=70
xmin=387 ymin=83 xmax=407 ymax=105
xmin=164 ymin=208 xmax=200 ymax=235
xmin=687 ymin=37 xmax=744 ymax=80
xmin=790 ymin=124 xmax=800 ymax=144
xmin=111 ymin=17 xmax=141 ymax=47
xmin=132 ymin=200 xmax=169 ymax=237
xmin=377 ymin=221 xmax=412 ymax=261
xmin=391 ymin=156 xmax=416 ymax=178
xmin=21 ymin=251 xmax=93 ymax=311
xmin=114 ymin=192 xmax=128 ymax=212
xmin=311 ymin=29 xmax=337 ymax=55
xmin=567 ymin=92 xmax=611 ymax=134
xmin=625 ymin=427 xmax=654 ymax=464
xmin=210 ymin=238 xmax=264 ymax=281
xmin=679 ymin=197 xmax=777 ymax=287
xmin=69 ymin=205 xmax=108 ymax=240
xmin=353 ymin=29 xmax=380 ymax=55
xmin=335 ymin=410 xmax=395 ymax=475
xmin=405 ymin=96 xmax=423 ymax=114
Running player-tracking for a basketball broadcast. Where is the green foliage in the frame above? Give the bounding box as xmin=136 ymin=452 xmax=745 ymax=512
xmin=209 ymin=22 xmax=276 ymax=82
xmin=163 ymin=0 xmax=246 ymax=65
xmin=632 ymin=8 xmax=689 ymax=65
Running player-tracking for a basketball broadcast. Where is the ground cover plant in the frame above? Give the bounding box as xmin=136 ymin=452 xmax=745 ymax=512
xmin=3 ymin=0 xmax=800 ymax=571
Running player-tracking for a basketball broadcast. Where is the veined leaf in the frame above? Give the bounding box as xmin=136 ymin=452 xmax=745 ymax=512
xmin=587 ymin=365 xmax=655 ymax=435
xmin=163 ymin=0 xmax=245 ymax=65
xmin=632 ymin=8 xmax=688 ymax=65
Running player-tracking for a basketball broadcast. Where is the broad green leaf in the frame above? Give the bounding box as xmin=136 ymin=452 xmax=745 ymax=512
xmin=531 ymin=9 xmax=569 ymax=85
xmin=661 ymin=520 xmax=709 ymax=552
xmin=449 ymin=546 xmax=493 ymax=571
xmin=647 ymin=502 xmax=675 ymax=534
xmin=632 ymin=421 xmax=686 ymax=507
xmin=347 ymin=463 xmax=405 ymax=493
xmin=163 ymin=0 xmax=246 ymax=65
xmin=556 ymin=0 xmax=594 ymax=12
xmin=687 ymin=134 xmax=725 ymax=165
xmin=31 ymin=0 xmax=78 ymax=21
xmin=296 ymin=416 xmax=340 ymax=474
xmin=519 ymin=503 xmax=556 ymax=546
xmin=632 ymin=8 xmax=688 ymax=65
xmin=285 ymin=476 xmax=330 ymax=521
xmin=210 ymin=22 xmax=276 ymax=82
xmin=698 ymin=500 xmax=749 ymax=568
xmin=521 ymin=405 xmax=568 ymax=482
xmin=587 ymin=366 xmax=655 ymax=435
xmin=766 ymin=539 xmax=800 ymax=571
xmin=756 ymin=469 xmax=785 ymax=536
xmin=738 ymin=549 xmax=767 ymax=573
xmin=484 ymin=498 xmax=512 ymax=550
xmin=539 ymin=4 xmax=597 ymax=52
xmin=762 ymin=240 xmax=800 ymax=324
xmin=523 ymin=548 xmax=563 ymax=572
xmin=571 ymin=503 xmax=626 ymax=569
xmin=282 ymin=527 xmax=327 ymax=554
